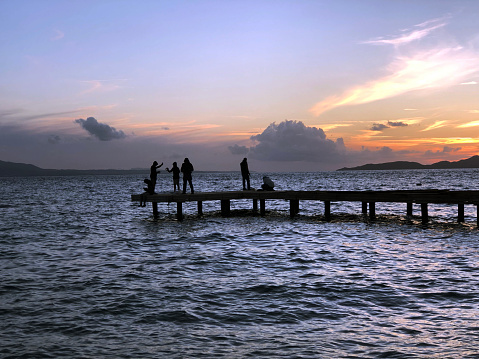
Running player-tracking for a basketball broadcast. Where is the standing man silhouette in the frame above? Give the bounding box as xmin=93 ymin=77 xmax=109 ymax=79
xmin=181 ymin=158 xmax=194 ymax=194
xmin=150 ymin=161 xmax=163 ymax=192
xmin=240 ymin=158 xmax=251 ymax=190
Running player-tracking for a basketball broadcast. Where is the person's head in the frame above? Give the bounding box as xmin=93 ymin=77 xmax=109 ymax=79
xmin=243 ymin=158 xmax=247 ymax=162
xmin=184 ymin=158 xmax=189 ymax=163
xmin=153 ymin=161 xmax=158 ymax=166
xmin=173 ymin=162 xmax=177 ymax=166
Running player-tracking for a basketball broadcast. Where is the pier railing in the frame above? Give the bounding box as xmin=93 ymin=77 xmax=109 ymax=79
xmin=131 ymin=189 xmax=479 ymax=224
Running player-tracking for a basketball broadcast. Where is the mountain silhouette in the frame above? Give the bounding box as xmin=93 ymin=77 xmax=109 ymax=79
xmin=337 ymin=155 xmax=479 ymax=171
xmin=0 ymin=160 xmax=147 ymax=177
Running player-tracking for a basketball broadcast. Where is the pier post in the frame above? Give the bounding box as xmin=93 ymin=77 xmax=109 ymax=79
xmin=458 ymin=203 xmax=464 ymax=223
xmin=477 ymin=205 xmax=479 ymax=227
xmin=290 ymin=199 xmax=299 ymax=218
xmin=369 ymin=202 xmax=376 ymax=221
xmin=421 ymin=203 xmax=428 ymax=224
xmin=221 ymin=200 xmax=230 ymax=217
xmin=197 ymin=201 xmax=203 ymax=216
xmin=407 ymin=203 xmax=413 ymax=216
xmin=324 ymin=201 xmax=331 ymax=222
xmin=260 ymin=199 xmax=266 ymax=217
xmin=253 ymin=199 xmax=258 ymax=213
xmin=362 ymin=202 xmax=367 ymax=214
xmin=152 ymin=202 xmax=158 ymax=218
xmin=177 ymin=202 xmax=183 ymax=221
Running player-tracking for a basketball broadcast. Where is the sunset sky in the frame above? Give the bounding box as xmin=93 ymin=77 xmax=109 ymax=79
xmin=1 ymin=0 xmax=479 ymax=172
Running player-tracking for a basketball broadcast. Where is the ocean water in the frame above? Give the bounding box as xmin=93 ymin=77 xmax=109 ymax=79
xmin=1 ymin=169 xmax=479 ymax=358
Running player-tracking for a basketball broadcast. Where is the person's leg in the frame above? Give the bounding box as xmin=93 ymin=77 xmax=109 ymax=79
xmin=183 ymin=178 xmax=187 ymax=193
xmin=189 ymin=179 xmax=194 ymax=193
xmin=246 ymin=176 xmax=250 ymax=190
xmin=242 ymin=176 xmax=246 ymax=189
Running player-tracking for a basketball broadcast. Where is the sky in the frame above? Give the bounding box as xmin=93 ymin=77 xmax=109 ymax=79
xmin=1 ymin=0 xmax=479 ymax=172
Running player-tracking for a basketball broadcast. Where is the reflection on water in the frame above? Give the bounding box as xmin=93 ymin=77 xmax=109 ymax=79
xmin=1 ymin=169 xmax=479 ymax=358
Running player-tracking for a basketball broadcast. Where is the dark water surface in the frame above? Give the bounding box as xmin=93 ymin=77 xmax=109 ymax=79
xmin=1 ymin=170 xmax=479 ymax=358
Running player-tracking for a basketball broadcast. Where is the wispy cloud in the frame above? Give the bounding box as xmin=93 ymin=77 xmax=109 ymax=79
xmin=51 ymin=29 xmax=64 ymax=41
xmin=363 ymin=17 xmax=447 ymax=46
xmin=460 ymin=81 xmax=477 ymax=85
xmin=80 ymin=79 xmax=127 ymax=94
xmin=318 ymin=123 xmax=352 ymax=131
xmin=421 ymin=120 xmax=447 ymax=132
xmin=457 ymin=120 xmax=479 ymax=128
xmin=310 ymin=17 xmax=479 ymax=116
xmin=311 ymin=46 xmax=479 ymax=116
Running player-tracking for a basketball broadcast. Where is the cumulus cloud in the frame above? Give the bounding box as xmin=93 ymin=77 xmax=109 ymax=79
xmin=246 ymin=120 xmax=346 ymax=163
xmin=74 ymin=117 xmax=126 ymax=141
xmin=310 ymin=17 xmax=479 ymax=116
xmin=228 ymin=144 xmax=249 ymax=155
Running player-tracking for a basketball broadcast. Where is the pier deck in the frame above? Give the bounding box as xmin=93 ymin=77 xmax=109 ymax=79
xmin=131 ymin=189 xmax=479 ymax=224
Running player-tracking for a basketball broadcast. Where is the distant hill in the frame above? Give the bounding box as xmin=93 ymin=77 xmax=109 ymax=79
xmin=337 ymin=155 xmax=479 ymax=171
xmin=0 ymin=160 xmax=147 ymax=177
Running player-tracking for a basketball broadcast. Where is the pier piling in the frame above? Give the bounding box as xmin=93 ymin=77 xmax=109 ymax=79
xmin=421 ymin=203 xmax=428 ymax=224
xmin=458 ymin=204 xmax=464 ymax=223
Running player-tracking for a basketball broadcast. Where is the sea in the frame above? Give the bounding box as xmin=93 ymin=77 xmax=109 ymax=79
xmin=1 ymin=169 xmax=479 ymax=358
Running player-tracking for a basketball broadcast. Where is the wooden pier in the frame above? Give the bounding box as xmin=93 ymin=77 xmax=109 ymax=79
xmin=131 ymin=189 xmax=479 ymax=225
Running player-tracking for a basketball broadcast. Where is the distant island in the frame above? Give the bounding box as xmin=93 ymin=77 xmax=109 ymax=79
xmin=0 ymin=160 xmax=148 ymax=177
xmin=337 ymin=155 xmax=479 ymax=171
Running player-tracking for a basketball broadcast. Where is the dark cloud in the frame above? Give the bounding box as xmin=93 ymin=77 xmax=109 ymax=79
xmin=370 ymin=123 xmax=389 ymax=131
xmin=425 ymin=146 xmax=462 ymax=156
xmin=74 ymin=117 xmax=126 ymax=141
xmin=387 ymin=120 xmax=408 ymax=127
xmin=247 ymin=120 xmax=346 ymax=163
xmin=228 ymin=144 xmax=249 ymax=155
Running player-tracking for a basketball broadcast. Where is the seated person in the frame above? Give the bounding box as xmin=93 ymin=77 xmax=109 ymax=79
xmin=261 ymin=176 xmax=274 ymax=191
xmin=143 ymin=178 xmax=155 ymax=194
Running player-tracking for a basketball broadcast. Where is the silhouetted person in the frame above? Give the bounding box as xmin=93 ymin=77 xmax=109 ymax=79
xmin=240 ymin=158 xmax=251 ymax=190
xmin=181 ymin=158 xmax=194 ymax=194
xmin=261 ymin=176 xmax=274 ymax=191
xmin=150 ymin=160 xmax=163 ymax=191
xmin=143 ymin=179 xmax=155 ymax=194
xmin=166 ymin=162 xmax=181 ymax=192
xmin=140 ymin=178 xmax=155 ymax=206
